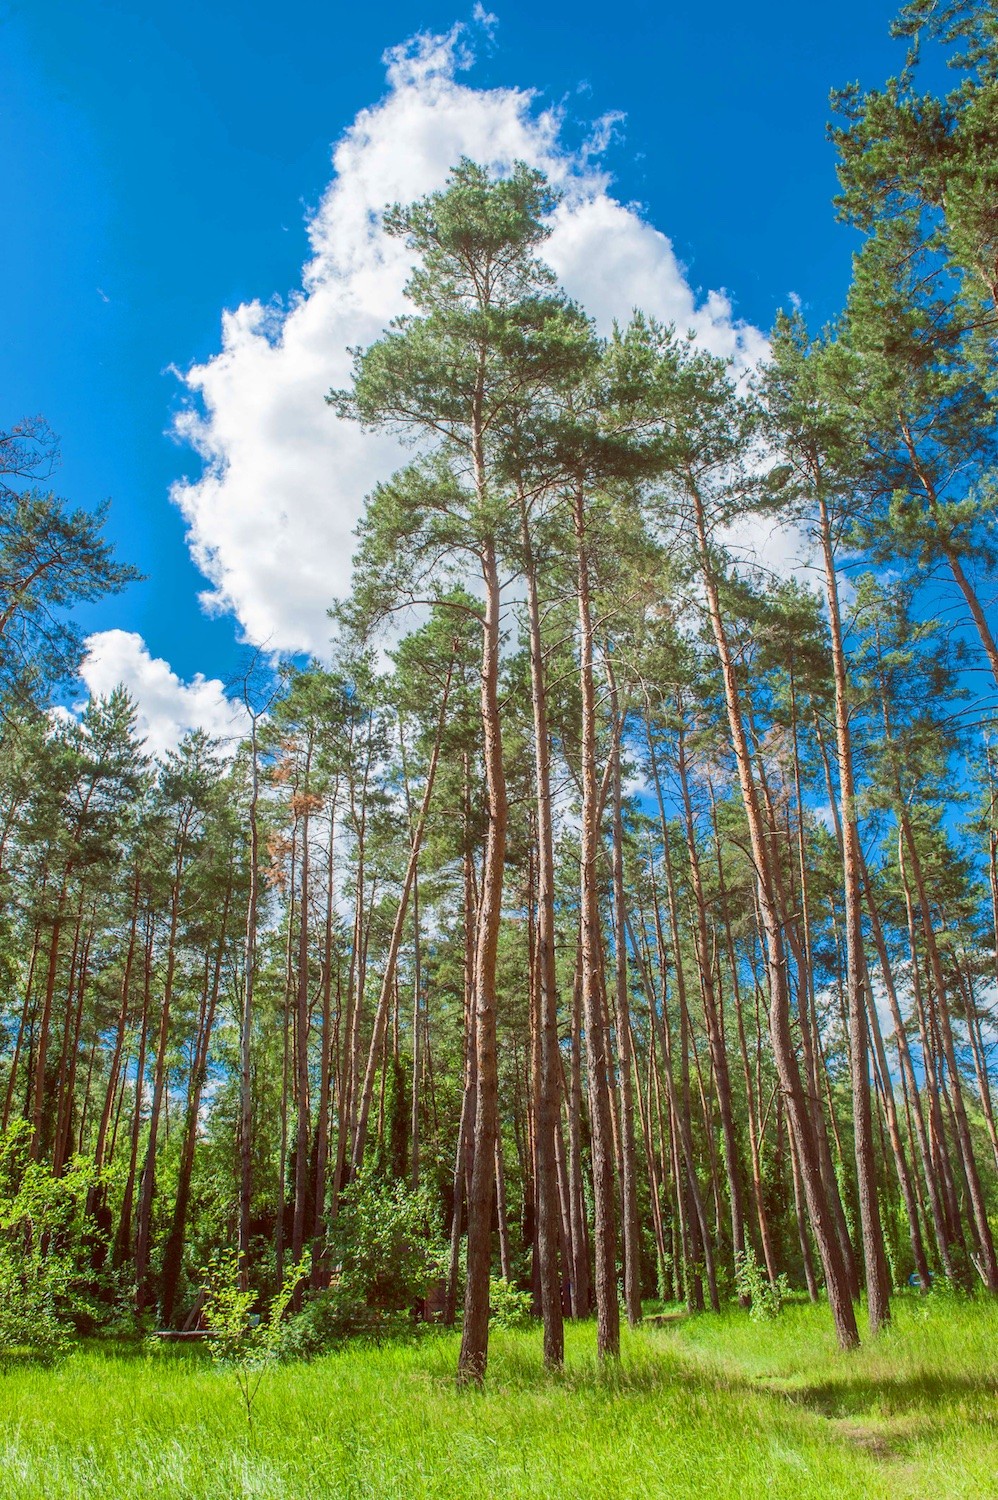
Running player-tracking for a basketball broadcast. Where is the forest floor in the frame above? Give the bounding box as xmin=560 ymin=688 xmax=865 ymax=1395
xmin=0 ymin=1296 xmax=995 ymax=1498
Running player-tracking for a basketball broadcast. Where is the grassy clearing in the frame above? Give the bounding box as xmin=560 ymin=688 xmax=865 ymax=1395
xmin=658 ymin=1293 xmax=998 ymax=1498
xmin=0 ymin=1299 xmax=994 ymax=1498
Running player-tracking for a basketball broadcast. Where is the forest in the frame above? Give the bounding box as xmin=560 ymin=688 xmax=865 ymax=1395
xmin=2 ymin=1 xmax=998 ymax=1494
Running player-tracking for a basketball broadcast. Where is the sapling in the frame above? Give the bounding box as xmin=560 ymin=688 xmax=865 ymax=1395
xmin=201 ymin=1249 xmax=308 ymax=1436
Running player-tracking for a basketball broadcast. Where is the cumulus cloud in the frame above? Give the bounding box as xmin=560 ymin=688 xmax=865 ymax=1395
xmin=80 ymin=630 xmax=250 ymax=759
xmin=172 ymin=21 xmax=772 ymax=657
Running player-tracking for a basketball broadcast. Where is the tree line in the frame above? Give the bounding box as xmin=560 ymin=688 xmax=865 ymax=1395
xmin=1 ymin=0 xmax=997 ymax=1383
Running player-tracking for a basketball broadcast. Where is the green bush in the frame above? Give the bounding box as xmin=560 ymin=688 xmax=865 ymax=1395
xmin=279 ymin=1285 xmax=413 ymax=1358
xmin=278 ymin=1176 xmax=448 ymax=1358
xmin=329 ymin=1174 xmax=447 ymax=1315
xmin=0 ymin=1245 xmax=71 ymax=1358
xmin=488 ymin=1277 xmax=533 ymax=1329
xmin=733 ymin=1248 xmax=790 ymax=1322
xmin=277 ymin=1286 xmax=357 ymax=1358
xmin=0 ymin=1121 xmax=123 ymax=1354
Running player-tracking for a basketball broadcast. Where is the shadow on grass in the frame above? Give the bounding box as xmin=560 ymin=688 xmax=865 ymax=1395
xmin=0 ymin=1349 xmax=64 ymax=1373
xmin=447 ymin=1333 xmax=722 ymax=1403
xmin=772 ymin=1370 xmax=998 ymax=1421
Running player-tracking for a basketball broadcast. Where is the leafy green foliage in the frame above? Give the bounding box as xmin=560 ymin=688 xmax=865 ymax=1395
xmin=329 ymin=1175 xmax=447 ymax=1319
xmin=488 ymin=1276 xmax=533 ymax=1329
xmin=0 ymin=416 xmax=139 ymax=701
xmin=200 ymin=1248 xmax=308 ymax=1432
xmin=0 ymin=1122 xmax=121 ymax=1355
xmin=733 ymin=1249 xmax=790 ymax=1323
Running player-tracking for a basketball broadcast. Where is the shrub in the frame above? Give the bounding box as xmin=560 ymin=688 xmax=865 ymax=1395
xmin=329 ymin=1174 xmax=448 ymax=1315
xmin=0 ymin=1121 xmax=122 ymax=1354
xmin=276 ymin=1176 xmax=448 ymax=1358
xmin=734 ymin=1249 xmax=790 ymax=1322
xmin=279 ymin=1285 xmax=414 ymax=1358
xmin=0 ymin=1246 xmax=71 ymax=1359
xmin=488 ymin=1276 xmax=533 ymax=1329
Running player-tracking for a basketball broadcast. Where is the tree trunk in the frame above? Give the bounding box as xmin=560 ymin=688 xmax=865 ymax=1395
xmin=29 ymin=868 xmax=70 ymax=1158
xmin=292 ymin=755 xmax=314 ymax=1272
xmin=690 ymin=480 xmax=858 ymax=1347
xmin=519 ymin=504 xmax=566 ymax=1364
xmin=566 ymin=954 xmax=591 ymax=1317
xmin=239 ymin=715 xmax=261 ymax=1288
xmin=161 ymin=882 xmax=231 ymax=1324
xmin=114 ymin=914 xmax=153 ymax=1269
xmin=674 ymin=711 xmax=747 ymax=1290
xmin=862 ymin=856 xmax=955 ymax=1281
xmin=573 ymin=483 xmax=620 ymax=1361
xmin=135 ymin=866 xmax=184 ymax=1311
xmin=817 ymin=493 xmax=891 ymax=1332
xmin=898 ymin=808 xmax=998 ymax=1292
xmin=351 ymin=663 xmax=452 ymax=1174
xmin=457 ymin=537 xmax=507 ymax=1384
xmin=607 ymin=664 xmax=642 ymax=1325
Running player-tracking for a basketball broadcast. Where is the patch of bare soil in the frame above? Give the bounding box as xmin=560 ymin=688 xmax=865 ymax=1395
xmin=833 ymin=1421 xmax=897 ymax=1461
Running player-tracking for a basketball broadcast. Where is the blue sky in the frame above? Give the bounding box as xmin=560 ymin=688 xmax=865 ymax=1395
xmin=1 ymin=0 xmax=904 ymax=747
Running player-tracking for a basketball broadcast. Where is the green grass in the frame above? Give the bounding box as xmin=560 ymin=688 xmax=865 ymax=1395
xmin=0 ymin=1298 xmax=995 ymax=1498
xmin=659 ymin=1293 xmax=998 ymax=1497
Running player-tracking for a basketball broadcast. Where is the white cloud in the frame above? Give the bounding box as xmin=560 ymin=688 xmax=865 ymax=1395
xmin=471 ymin=3 xmax=499 ymax=39
xmin=80 ymin=630 xmax=249 ymax=759
xmin=721 ymin=506 xmax=814 ymax=583
xmin=172 ymin=22 xmax=771 ymax=657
